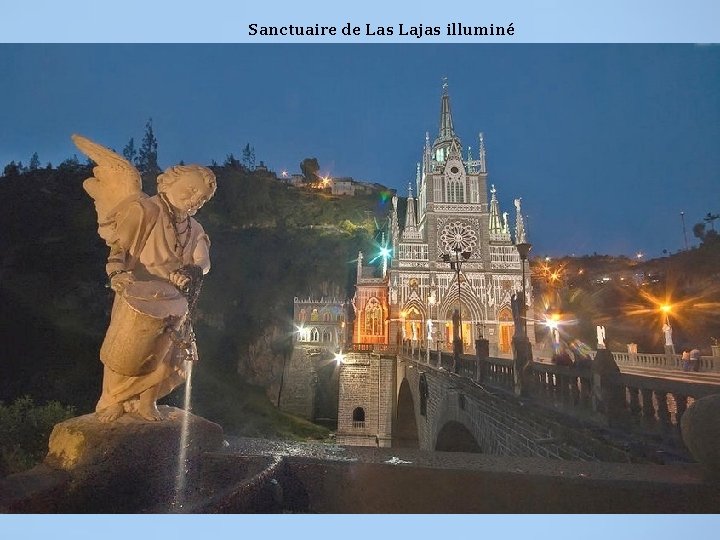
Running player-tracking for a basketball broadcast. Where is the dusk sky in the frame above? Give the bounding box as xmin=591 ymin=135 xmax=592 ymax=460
xmin=1 ymin=44 xmax=718 ymax=258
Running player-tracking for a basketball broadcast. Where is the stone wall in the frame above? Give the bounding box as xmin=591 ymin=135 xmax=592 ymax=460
xmin=400 ymin=357 xmax=619 ymax=460
xmin=279 ymin=345 xmax=320 ymax=418
xmin=337 ymin=353 xmax=396 ymax=447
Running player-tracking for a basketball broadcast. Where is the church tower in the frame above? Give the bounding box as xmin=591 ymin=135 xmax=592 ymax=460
xmin=388 ymin=80 xmax=535 ymax=356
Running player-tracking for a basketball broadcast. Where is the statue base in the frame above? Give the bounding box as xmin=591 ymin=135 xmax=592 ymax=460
xmin=2 ymin=406 xmax=223 ymax=512
xmin=512 ymin=335 xmax=533 ymax=397
xmin=591 ymin=349 xmax=624 ymax=424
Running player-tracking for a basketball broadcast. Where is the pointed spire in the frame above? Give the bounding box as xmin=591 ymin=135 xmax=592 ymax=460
xmin=405 ymin=183 xmax=416 ymax=230
xmin=489 ymin=184 xmax=510 ymax=242
xmin=390 ymin=195 xmax=400 ymax=251
xmin=401 ymin=181 xmax=422 ymax=241
xmin=514 ymin=198 xmax=528 ymax=244
xmin=438 ymin=78 xmax=455 ymax=142
xmin=381 ymin=232 xmax=388 ymax=278
xmin=478 ymin=132 xmax=487 ymax=173
xmin=356 ymin=251 xmax=364 ymax=281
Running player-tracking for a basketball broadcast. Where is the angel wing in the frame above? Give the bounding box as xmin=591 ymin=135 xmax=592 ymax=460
xmin=71 ymin=134 xmax=144 ymax=243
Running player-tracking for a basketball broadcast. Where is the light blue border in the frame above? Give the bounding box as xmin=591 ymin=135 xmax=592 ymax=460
xmin=2 ymin=0 xmax=718 ymax=536
xmin=2 ymin=514 xmax=719 ymax=538
xmin=1 ymin=0 xmax=719 ymax=42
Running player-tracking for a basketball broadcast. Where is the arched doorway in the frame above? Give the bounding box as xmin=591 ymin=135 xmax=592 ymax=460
xmin=435 ymin=421 xmax=481 ymax=453
xmin=394 ymin=379 xmax=419 ymax=448
xmin=497 ymin=307 xmax=514 ymax=355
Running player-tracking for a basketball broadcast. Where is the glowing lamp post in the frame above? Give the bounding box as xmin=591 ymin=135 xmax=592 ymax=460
xmin=515 ymin=242 xmax=532 ymax=335
xmin=545 ymin=313 xmax=561 ymax=355
xmin=661 ymin=303 xmax=674 ymax=353
xmin=660 ymin=304 xmax=672 ymax=325
xmin=427 ymin=290 xmax=436 ymax=365
xmin=441 ymin=247 xmax=471 ymax=357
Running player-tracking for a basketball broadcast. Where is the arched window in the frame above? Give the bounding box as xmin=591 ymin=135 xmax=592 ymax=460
xmin=322 ymin=330 xmax=331 ymax=342
xmin=364 ymin=297 xmax=383 ymax=336
xmin=352 ymin=407 xmax=365 ymax=428
xmin=311 ymin=328 xmax=319 ymax=342
xmin=298 ymin=309 xmax=307 ymax=323
xmin=310 ymin=309 xmax=319 ymax=321
xmin=322 ymin=311 xmax=331 ymax=322
xmin=446 ymin=179 xmax=465 ymax=203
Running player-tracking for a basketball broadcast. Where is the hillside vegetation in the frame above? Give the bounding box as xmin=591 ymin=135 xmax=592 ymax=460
xmin=0 ymin=162 xmax=389 ymax=442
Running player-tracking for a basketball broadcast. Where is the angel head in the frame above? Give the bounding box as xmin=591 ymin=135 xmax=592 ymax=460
xmin=157 ymin=165 xmax=216 ymax=216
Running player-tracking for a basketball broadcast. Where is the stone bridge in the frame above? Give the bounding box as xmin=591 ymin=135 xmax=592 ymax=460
xmin=337 ymin=344 xmax=720 ymax=463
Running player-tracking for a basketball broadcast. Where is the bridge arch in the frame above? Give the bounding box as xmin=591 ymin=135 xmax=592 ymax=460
xmin=435 ymin=421 xmax=481 ymax=453
xmin=394 ymin=378 xmax=419 ymax=448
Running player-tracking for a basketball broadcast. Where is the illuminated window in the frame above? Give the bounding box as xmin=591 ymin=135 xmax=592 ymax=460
xmin=364 ymin=297 xmax=383 ymax=336
xmin=311 ymin=328 xmax=319 ymax=342
xmin=322 ymin=330 xmax=331 ymax=342
xmin=446 ymin=179 xmax=465 ymax=202
xmin=310 ymin=309 xmax=319 ymax=321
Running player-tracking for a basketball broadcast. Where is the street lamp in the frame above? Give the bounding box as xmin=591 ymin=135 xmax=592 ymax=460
xmin=427 ymin=288 xmax=436 ymax=365
xmin=515 ymin=242 xmax=532 ymax=335
xmin=441 ymin=246 xmax=471 ymax=356
xmin=661 ymin=303 xmax=674 ymax=353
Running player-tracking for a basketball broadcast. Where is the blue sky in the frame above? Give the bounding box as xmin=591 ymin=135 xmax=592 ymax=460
xmin=1 ymin=44 xmax=718 ymax=257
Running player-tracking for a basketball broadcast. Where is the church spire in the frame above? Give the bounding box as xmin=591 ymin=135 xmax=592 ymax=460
xmin=514 ymin=198 xmax=528 ymax=244
xmin=437 ymin=77 xmax=455 ymax=143
xmin=489 ymin=185 xmax=511 ymax=242
xmin=405 ymin=182 xmax=416 ymax=229
xmin=478 ymin=132 xmax=487 ymax=173
xmin=401 ymin=182 xmax=422 ymax=241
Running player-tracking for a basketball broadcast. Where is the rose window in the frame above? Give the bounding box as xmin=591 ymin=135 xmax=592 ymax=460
xmin=440 ymin=221 xmax=477 ymax=254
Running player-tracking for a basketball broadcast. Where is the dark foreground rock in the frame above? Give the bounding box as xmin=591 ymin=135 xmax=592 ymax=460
xmin=1 ymin=406 xmax=223 ymax=512
xmin=681 ymin=394 xmax=720 ymax=477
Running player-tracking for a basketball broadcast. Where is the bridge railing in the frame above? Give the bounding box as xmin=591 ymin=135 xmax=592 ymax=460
xmin=537 ymin=350 xmax=720 ymax=373
xmin=400 ymin=347 xmax=720 ymax=445
xmin=349 ymin=343 xmax=398 ymax=355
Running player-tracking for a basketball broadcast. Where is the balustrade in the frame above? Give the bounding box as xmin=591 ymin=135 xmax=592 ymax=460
xmin=396 ymin=345 xmax=718 ymax=448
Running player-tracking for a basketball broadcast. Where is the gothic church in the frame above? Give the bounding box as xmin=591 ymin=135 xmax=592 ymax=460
xmin=354 ymin=82 xmax=535 ymax=356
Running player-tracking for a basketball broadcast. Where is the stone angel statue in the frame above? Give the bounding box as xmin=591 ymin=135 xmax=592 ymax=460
xmin=72 ymin=134 xmax=217 ymax=422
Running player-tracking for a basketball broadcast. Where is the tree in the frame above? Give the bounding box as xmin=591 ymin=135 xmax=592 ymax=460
xmin=136 ymin=119 xmax=160 ymax=193
xmin=693 ymin=220 xmax=719 ymax=246
xmin=704 ymin=212 xmax=719 ymax=231
xmin=122 ymin=138 xmax=137 ymax=164
xmin=3 ymin=161 xmax=20 ymax=177
xmin=224 ymin=153 xmax=241 ymax=168
xmin=242 ymin=143 xmax=256 ymax=170
xmin=28 ymin=152 xmax=40 ymax=171
xmin=300 ymin=157 xmax=320 ymax=184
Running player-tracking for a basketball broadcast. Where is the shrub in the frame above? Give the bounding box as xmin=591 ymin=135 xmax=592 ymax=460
xmin=0 ymin=396 xmax=75 ymax=476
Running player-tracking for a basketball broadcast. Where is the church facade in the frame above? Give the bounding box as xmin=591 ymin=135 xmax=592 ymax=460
xmin=354 ymin=82 xmax=535 ymax=356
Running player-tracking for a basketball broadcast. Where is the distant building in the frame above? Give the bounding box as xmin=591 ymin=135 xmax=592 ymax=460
xmin=279 ymin=297 xmax=349 ymax=421
xmin=331 ymin=177 xmax=356 ymax=196
xmin=293 ymin=296 xmax=347 ymax=347
xmin=286 ymin=173 xmax=305 ymax=186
